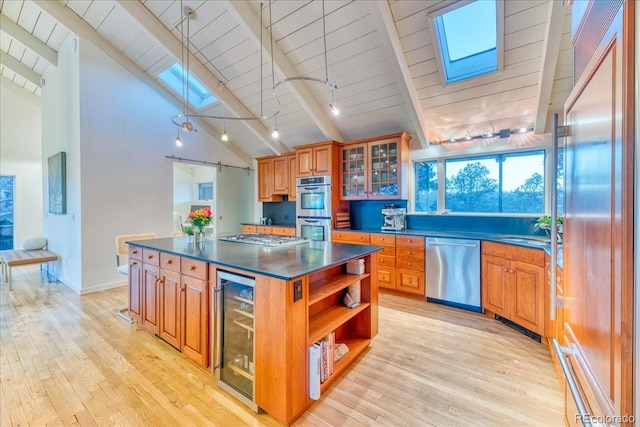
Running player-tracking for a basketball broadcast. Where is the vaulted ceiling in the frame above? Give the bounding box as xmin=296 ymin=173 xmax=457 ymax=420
xmin=0 ymin=0 xmax=572 ymax=162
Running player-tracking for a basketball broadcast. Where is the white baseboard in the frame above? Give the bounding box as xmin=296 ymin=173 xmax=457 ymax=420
xmin=79 ymin=280 xmax=127 ymax=295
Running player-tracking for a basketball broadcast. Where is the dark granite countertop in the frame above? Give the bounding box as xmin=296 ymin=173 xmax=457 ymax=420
xmin=334 ymin=227 xmax=563 ymax=268
xmin=128 ymin=236 xmax=381 ymax=280
xmin=242 ymin=222 xmax=296 ymax=227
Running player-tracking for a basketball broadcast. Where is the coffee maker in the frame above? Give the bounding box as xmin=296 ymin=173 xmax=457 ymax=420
xmin=381 ymin=205 xmax=406 ymax=231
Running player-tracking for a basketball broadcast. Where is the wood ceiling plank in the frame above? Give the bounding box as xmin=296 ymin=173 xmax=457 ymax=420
xmin=115 ymin=0 xmax=288 ymax=155
xmin=423 ymin=87 xmax=537 ymax=119
xmin=65 ymin=0 xmax=93 ymax=19
xmin=224 ymin=0 xmax=344 ymax=142
xmin=0 ymin=13 xmax=57 ymax=65
xmin=504 ymin=1 xmax=548 ymax=35
xmin=16 ymin=0 xmax=41 ymax=32
xmin=389 ymin=0 xmax=432 ymax=23
xmin=504 ymin=22 xmax=546 ymax=51
xmin=0 ymin=0 xmax=22 ymax=22
xmin=33 ymin=0 xmax=255 ymax=166
xmin=82 ymin=1 xmax=116 ymax=30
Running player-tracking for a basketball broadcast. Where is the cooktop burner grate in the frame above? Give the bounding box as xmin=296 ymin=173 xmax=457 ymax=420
xmin=218 ymin=233 xmax=309 ymax=247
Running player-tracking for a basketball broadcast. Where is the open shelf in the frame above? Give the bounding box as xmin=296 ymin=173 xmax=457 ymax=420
xmin=320 ymin=336 xmax=370 ymax=393
xmin=308 ymin=302 xmax=370 ymax=344
xmin=227 ymin=363 xmax=253 ymax=381
xmin=308 ymin=272 xmax=370 ymax=306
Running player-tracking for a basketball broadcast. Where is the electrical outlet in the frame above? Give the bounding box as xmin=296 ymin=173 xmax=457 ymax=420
xmin=293 ymin=280 xmax=302 ymax=302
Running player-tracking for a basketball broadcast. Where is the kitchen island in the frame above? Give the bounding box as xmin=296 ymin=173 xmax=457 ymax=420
xmin=126 ymin=236 xmax=380 ymax=425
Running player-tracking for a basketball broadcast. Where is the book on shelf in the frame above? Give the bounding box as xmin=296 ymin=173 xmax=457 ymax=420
xmin=309 ymin=343 xmax=321 ymax=400
xmin=316 ymin=332 xmax=336 ymax=384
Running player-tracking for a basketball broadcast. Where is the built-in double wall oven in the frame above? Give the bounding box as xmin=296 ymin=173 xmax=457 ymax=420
xmin=296 ymin=175 xmax=331 ymax=241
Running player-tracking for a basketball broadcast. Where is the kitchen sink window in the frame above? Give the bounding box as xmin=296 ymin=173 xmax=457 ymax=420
xmin=414 ymin=150 xmax=545 ymax=214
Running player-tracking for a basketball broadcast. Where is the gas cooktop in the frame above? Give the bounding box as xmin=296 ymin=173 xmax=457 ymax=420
xmin=218 ymin=233 xmax=309 ymax=247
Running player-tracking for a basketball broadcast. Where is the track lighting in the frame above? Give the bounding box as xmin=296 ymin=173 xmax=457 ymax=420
xmin=330 ymin=103 xmax=340 ymax=116
xmin=271 ymin=127 xmax=279 ymax=139
xmin=221 ymin=130 xmax=229 ymax=142
xmin=175 ymin=136 xmax=183 ymax=147
xmin=519 ymin=127 xmax=527 ymax=133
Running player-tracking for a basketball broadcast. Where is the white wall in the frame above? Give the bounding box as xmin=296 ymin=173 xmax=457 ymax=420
xmin=42 ymin=36 xmax=249 ymax=294
xmin=41 ymin=34 xmax=82 ymax=289
xmin=216 ymin=167 xmax=254 ymax=234
xmin=0 ymin=80 xmax=43 ymax=248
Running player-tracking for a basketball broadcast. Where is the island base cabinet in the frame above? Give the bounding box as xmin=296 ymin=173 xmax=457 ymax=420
xmin=141 ymin=264 xmax=160 ymax=335
xmin=181 ymin=276 xmax=208 ymax=367
xmin=128 ymin=259 xmax=143 ymax=323
xmin=158 ymin=269 xmax=181 ymax=349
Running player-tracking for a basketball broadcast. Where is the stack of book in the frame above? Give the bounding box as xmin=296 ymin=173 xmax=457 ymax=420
xmin=334 ymin=212 xmax=351 ymax=229
xmin=308 ymin=331 xmax=336 ymax=399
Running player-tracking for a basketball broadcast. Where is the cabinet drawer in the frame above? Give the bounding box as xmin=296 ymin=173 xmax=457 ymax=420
xmin=378 ymin=255 xmax=396 ymax=267
xmin=370 ymin=233 xmax=396 ymax=245
xmin=396 ymin=247 xmax=425 ymax=259
xmin=181 ymin=258 xmax=208 ymax=280
xmin=142 ymin=249 xmax=160 ymax=266
xmin=378 ymin=267 xmax=396 ymax=290
xmin=482 ymin=241 xmax=545 ymax=266
xmin=257 ymin=225 xmax=272 ymax=234
xmin=378 ymin=245 xmax=395 ymax=256
xmin=396 ymin=269 xmax=425 ymax=295
xmin=331 ymin=231 xmax=370 ymax=244
xmin=129 ymin=245 xmax=143 ymax=261
xmin=160 ymin=252 xmax=181 ymax=272
xmin=396 ymin=258 xmax=424 ymax=271
xmin=396 ymin=235 xmax=424 ymax=248
xmin=241 ymin=225 xmax=257 ymax=233
xmin=272 ymin=226 xmax=296 ymax=236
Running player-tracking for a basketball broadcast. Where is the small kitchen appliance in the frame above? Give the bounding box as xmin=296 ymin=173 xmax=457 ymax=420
xmin=381 ymin=205 xmax=406 ymax=231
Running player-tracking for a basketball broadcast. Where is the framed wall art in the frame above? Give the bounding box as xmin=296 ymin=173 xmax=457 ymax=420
xmin=48 ymin=151 xmax=66 ymax=214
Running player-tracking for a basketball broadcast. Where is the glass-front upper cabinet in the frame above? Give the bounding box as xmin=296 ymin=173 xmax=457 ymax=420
xmin=340 ymin=143 xmax=367 ymax=199
xmin=339 ymin=133 xmax=411 ymax=201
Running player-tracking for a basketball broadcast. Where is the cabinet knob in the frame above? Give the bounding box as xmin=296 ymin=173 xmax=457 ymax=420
xmin=503 ymin=268 xmax=508 ymax=272
xmin=167 ymin=259 xmax=172 ymax=264
xmin=190 ymin=265 xmax=196 ymax=271
xmin=131 ymin=261 xmax=138 ymax=266
xmin=147 ymin=254 xmax=154 ymax=259
xmin=132 ymin=250 xmax=138 ymax=254
xmin=510 ymin=269 xmax=515 ymax=274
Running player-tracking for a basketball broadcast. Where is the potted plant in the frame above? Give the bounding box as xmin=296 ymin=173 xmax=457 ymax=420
xmin=182 ymin=225 xmax=194 ymax=242
xmin=535 ymin=215 xmax=563 ymax=241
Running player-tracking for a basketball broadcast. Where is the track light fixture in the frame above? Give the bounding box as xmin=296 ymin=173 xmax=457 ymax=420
xmin=175 ymin=135 xmax=183 ymax=147
xmin=428 ymin=127 xmax=535 ymax=145
xmin=170 ymin=0 xmax=338 ymax=144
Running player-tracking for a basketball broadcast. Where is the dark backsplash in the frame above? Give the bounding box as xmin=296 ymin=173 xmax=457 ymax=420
xmin=263 ymin=201 xmax=296 ymax=226
xmin=349 ymin=200 xmax=543 ymax=235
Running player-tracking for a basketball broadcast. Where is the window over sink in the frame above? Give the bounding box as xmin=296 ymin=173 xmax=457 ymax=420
xmin=414 ymin=150 xmax=546 ymax=214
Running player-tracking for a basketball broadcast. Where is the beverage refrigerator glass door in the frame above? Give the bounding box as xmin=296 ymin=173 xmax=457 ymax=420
xmin=296 ymin=176 xmax=331 ymax=218
xmin=213 ymin=270 xmax=260 ymax=412
xmin=297 ymin=217 xmax=332 ymax=241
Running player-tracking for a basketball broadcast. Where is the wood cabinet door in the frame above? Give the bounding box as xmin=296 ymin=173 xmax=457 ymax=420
xmin=141 ymin=263 xmax=159 ymax=334
xmin=272 ymin=156 xmax=288 ymax=195
xmin=296 ymin=148 xmax=313 ymax=177
xmin=481 ymin=254 xmax=510 ymax=317
xmin=378 ymin=267 xmax=396 ymax=290
xmin=128 ymin=259 xmax=143 ymax=322
xmin=339 ymin=143 xmax=367 ymax=200
xmin=312 ymin=146 xmax=332 ymax=175
xmin=159 ymin=269 xmax=181 ymax=349
xmin=257 ymin=159 xmax=273 ymax=201
xmin=241 ymin=224 xmax=257 ymax=233
xmin=509 ymin=260 xmax=544 ymax=335
xmin=288 ymin=154 xmax=297 ymax=200
xmin=181 ymin=275 xmax=208 ymax=367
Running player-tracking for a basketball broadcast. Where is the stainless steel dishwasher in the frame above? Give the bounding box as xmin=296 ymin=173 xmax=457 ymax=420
xmin=425 ymin=237 xmax=481 ymax=312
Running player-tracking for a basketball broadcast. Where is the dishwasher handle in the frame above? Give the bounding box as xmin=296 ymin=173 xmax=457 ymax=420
xmin=426 ymin=241 xmax=479 ymax=248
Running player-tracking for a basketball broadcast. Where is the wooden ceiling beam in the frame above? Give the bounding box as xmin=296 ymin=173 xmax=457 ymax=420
xmin=0 ymin=13 xmax=58 ymax=66
xmin=224 ymin=0 xmax=344 ymax=143
xmin=115 ymin=0 xmax=289 ymax=156
xmin=32 ymin=0 xmax=255 ymax=167
xmin=533 ymin=0 xmax=566 ymax=134
xmin=0 ymin=51 xmax=41 ymax=86
xmin=368 ymin=1 xmax=429 ymax=149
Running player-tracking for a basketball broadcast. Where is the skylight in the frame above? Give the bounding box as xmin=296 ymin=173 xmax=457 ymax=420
xmin=158 ymin=63 xmax=217 ymax=110
xmin=430 ymin=0 xmax=500 ymax=84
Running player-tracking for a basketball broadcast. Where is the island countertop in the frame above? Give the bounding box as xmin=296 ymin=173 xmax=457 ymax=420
xmin=128 ymin=236 xmax=382 ymax=280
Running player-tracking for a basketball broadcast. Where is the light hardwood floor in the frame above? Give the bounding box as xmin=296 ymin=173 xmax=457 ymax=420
xmin=1 ymin=267 xmax=564 ymax=426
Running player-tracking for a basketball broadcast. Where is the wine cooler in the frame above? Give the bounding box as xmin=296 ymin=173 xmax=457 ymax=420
xmin=213 ymin=270 xmax=259 ymax=412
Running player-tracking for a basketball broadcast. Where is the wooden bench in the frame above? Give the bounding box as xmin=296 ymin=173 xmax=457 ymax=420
xmin=0 ymin=249 xmax=59 ymax=290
